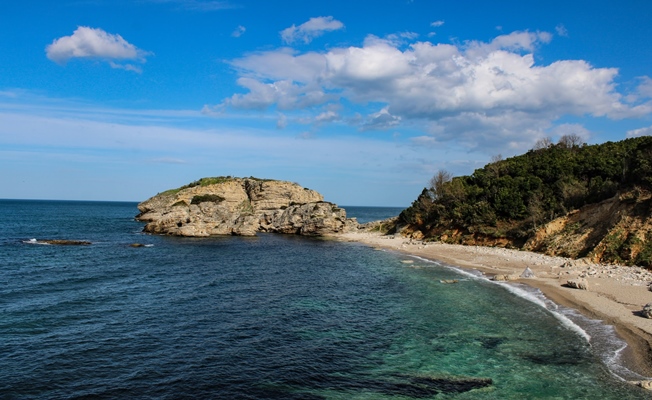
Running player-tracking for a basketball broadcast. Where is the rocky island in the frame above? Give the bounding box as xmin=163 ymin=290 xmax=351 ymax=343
xmin=136 ymin=177 xmax=359 ymax=236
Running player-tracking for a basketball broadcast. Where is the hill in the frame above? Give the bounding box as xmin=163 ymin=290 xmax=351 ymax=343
xmin=397 ymin=136 xmax=652 ymax=267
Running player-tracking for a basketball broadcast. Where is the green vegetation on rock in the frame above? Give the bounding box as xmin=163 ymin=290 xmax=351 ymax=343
xmin=399 ymin=135 xmax=652 ymax=265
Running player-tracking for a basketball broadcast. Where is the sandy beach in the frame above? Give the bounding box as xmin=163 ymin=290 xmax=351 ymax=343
xmin=336 ymin=231 xmax=652 ymax=383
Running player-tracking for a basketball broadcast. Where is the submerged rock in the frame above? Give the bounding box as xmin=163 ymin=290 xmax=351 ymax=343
xmin=24 ymin=239 xmax=91 ymax=246
xmin=136 ymin=177 xmax=359 ymax=237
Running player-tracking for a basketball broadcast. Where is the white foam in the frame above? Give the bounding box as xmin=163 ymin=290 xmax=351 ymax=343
xmin=402 ymin=253 xmax=650 ymax=381
xmin=408 ymin=254 xmax=591 ymax=342
xmin=498 ymin=282 xmax=591 ymax=342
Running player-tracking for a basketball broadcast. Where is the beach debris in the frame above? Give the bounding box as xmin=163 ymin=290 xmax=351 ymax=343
xmin=439 ymin=279 xmax=459 ymax=284
xmin=520 ymin=266 xmax=535 ymax=278
xmin=641 ymin=303 xmax=652 ymax=319
xmin=564 ymin=278 xmax=589 ymax=290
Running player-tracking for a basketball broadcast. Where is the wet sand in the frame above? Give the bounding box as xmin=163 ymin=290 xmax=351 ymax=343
xmin=336 ymin=231 xmax=652 ymax=382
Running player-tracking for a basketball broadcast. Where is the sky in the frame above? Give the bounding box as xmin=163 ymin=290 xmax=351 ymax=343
xmin=1 ymin=0 xmax=652 ymax=206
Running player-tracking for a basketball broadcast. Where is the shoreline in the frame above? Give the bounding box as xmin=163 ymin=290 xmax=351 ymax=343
xmin=334 ymin=231 xmax=652 ymax=383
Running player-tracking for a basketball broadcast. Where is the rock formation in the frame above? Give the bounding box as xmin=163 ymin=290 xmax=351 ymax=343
xmin=136 ymin=177 xmax=358 ymax=237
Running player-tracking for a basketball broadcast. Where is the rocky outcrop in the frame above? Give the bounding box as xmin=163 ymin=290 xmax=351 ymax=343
xmin=522 ymin=189 xmax=652 ymax=266
xmin=136 ymin=177 xmax=358 ymax=237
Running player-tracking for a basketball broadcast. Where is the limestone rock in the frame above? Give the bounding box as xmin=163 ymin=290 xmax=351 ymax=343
xmin=632 ymin=380 xmax=652 ymax=390
xmin=520 ymin=266 xmax=535 ymax=278
xmin=642 ymin=303 xmax=652 ymax=319
xmin=135 ymin=177 xmax=358 ymax=237
xmin=565 ymin=278 xmax=589 ymax=290
xmin=492 ymin=274 xmax=519 ymax=281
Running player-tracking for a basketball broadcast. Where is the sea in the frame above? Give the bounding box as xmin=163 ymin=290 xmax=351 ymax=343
xmin=1 ymin=199 xmax=650 ymax=399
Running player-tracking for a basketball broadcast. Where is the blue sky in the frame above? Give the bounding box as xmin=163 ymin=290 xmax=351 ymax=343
xmin=1 ymin=0 xmax=652 ymax=206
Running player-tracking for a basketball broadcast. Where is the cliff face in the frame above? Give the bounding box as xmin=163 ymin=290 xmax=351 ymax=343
xmin=397 ymin=188 xmax=652 ymax=267
xmin=523 ymin=189 xmax=652 ymax=266
xmin=136 ymin=177 xmax=358 ymax=237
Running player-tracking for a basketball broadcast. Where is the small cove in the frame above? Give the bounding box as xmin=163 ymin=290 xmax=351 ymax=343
xmin=0 ymin=200 xmax=648 ymax=398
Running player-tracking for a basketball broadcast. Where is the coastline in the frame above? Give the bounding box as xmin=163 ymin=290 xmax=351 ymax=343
xmin=335 ymin=231 xmax=652 ymax=382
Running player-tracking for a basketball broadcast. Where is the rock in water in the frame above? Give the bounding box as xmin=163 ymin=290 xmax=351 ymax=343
xmin=135 ymin=177 xmax=359 ymax=237
xmin=30 ymin=239 xmax=92 ymax=245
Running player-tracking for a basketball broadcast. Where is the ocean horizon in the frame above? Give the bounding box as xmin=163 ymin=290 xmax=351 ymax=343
xmin=1 ymin=199 xmax=649 ymax=398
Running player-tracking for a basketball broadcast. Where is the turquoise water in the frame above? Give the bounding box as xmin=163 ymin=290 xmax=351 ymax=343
xmin=0 ymin=200 xmax=649 ymax=398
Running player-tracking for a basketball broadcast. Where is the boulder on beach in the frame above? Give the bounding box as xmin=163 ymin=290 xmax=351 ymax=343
xmin=492 ymin=274 xmax=518 ymax=281
xmin=641 ymin=303 xmax=652 ymax=319
xmin=565 ymin=278 xmax=589 ymax=290
xmin=520 ymin=266 xmax=535 ymax=278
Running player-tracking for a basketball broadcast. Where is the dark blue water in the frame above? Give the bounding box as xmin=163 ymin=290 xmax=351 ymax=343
xmin=343 ymin=206 xmax=404 ymax=224
xmin=0 ymin=200 xmax=649 ymax=399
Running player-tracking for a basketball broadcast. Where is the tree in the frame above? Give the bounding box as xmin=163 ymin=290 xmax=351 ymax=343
xmin=429 ymin=170 xmax=453 ymax=200
xmin=533 ymin=137 xmax=553 ymax=150
xmin=558 ymin=134 xmax=585 ymax=149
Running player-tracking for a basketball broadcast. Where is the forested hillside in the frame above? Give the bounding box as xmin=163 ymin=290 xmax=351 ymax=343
xmin=398 ymin=135 xmax=652 ymax=266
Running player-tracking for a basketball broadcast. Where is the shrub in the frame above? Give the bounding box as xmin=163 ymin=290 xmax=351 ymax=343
xmin=190 ymin=194 xmax=225 ymax=205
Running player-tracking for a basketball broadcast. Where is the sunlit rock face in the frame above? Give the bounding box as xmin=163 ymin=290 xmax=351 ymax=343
xmin=136 ymin=177 xmax=358 ymax=237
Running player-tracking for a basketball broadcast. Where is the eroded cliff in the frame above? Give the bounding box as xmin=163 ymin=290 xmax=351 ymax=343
xmin=136 ymin=177 xmax=358 ymax=236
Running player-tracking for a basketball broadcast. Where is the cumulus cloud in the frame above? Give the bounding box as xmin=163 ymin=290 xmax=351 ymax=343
xmin=212 ymin=29 xmax=651 ymax=151
xmin=627 ymin=126 xmax=652 ymax=138
xmin=221 ymin=77 xmax=336 ymax=110
xmin=232 ymin=25 xmax=246 ymax=37
xmin=46 ymin=27 xmax=150 ymax=71
xmin=430 ymin=20 xmax=445 ymax=27
xmin=280 ymin=16 xmax=344 ymax=44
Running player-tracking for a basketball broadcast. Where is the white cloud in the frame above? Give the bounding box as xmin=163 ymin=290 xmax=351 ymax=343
xmin=46 ymin=27 xmax=150 ymax=71
xmin=637 ymin=76 xmax=652 ymax=97
xmin=361 ymin=107 xmax=401 ymax=131
xmin=213 ymin=29 xmax=651 ymax=152
xmin=315 ymin=110 xmax=340 ymax=123
xmin=549 ymin=123 xmax=591 ymax=141
xmin=280 ymin=16 xmax=344 ymax=44
xmin=232 ymin=25 xmax=246 ymax=37
xmin=555 ymin=24 xmax=568 ymax=37
xmin=626 ymin=126 xmax=652 ymax=138
xmin=430 ymin=20 xmax=445 ymax=27
xmin=276 ymin=113 xmax=287 ymax=129
xmin=221 ymin=77 xmax=336 ymax=110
